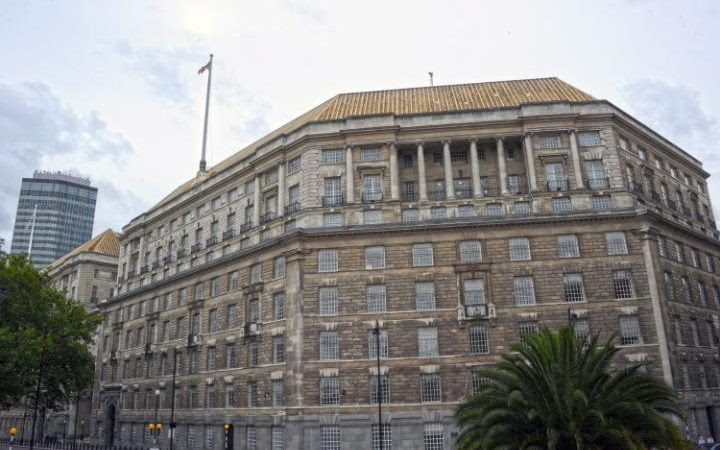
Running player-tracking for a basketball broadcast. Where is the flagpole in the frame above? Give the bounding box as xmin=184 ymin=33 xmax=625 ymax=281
xmin=199 ymin=54 xmax=213 ymax=173
xmin=27 ymin=204 xmax=38 ymax=258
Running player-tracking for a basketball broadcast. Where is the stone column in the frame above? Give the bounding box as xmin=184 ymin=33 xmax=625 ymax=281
xmin=253 ymin=176 xmax=261 ymax=226
xmin=569 ymin=130 xmax=585 ymax=189
xmin=523 ymin=133 xmax=538 ymax=192
xmin=284 ymin=251 xmax=305 ymax=407
xmin=345 ymin=146 xmax=354 ymax=203
xmin=277 ymin=162 xmax=286 ymax=217
xmin=389 ymin=142 xmax=399 ymax=200
xmin=496 ymin=137 xmax=509 ymax=196
xmin=417 ymin=142 xmax=427 ymax=201
xmin=470 ymin=139 xmax=482 ymax=197
xmin=443 ymin=140 xmax=455 ymax=199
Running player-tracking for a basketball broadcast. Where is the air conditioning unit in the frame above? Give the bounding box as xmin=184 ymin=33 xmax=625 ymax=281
xmin=465 ymin=304 xmax=496 ymax=319
xmin=187 ymin=333 xmax=202 ymax=347
xmin=244 ymin=322 xmax=260 ymax=337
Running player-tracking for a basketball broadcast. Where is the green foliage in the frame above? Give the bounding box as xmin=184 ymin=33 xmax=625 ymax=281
xmin=456 ymin=326 xmax=688 ymax=450
xmin=0 ymin=253 xmax=101 ymax=409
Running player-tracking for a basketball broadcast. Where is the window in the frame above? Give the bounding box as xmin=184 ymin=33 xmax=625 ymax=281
xmin=208 ymin=308 xmax=219 ymax=332
xmin=402 ymin=208 xmax=419 ymax=222
xmin=591 ymin=195 xmax=612 ymax=209
xmin=433 ymin=152 xmax=443 ymax=164
xmin=423 ymin=424 xmax=444 ymax=450
xmin=458 ymin=204 xmax=476 ymax=217
xmin=558 ymin=234 xmax=580 ymax=258
xmin=574 ymin=317 xmax=590 ymax=342
xmin=459 ymin=240 xmax=482 ymax=262
xmin=226 ymin=343 xmax=237 ymax=368
xmin=370 ymin=375 xmax=391 ymax=404
xmin=519 ymin=320 xmax=539 ymax=341
xmin=690 ymin=320 xmax=700 ymax=346
xmin=206 ymin=384 xmax=216 ymax=408
xmin=420 ymin=374 xmax=442 ymax=402
xmin=265 ymin=168 xmax=279 ymax=184
xmin=469 ymin=325 xmax=489 ymax=354
xmin=485 ymin=203 xmax=503 ymax=216
xmin=246 ymin=382 xmax=257 ymax=407
xmin=273 ymin=292 xmax=285 ymax=320
xmin=553 ymin=197 xmax=572 ymax=213
xmin=287 ymin=155 xmax=301 ymax=174
xmin=657 ymin=236 xmax=667 ymax=257
xmin=451 ymin=149 xmax=467 ymax=163
xmin=681 ymin=277 xmax=692 ymax=303
xmin=564 ymin=273 xmax=585 ymax=302
xmin=364 ymin=209 xmax=384 ymax=224
xmin=464 ymin=279 xmax=486 ymax=306
xmin=698 ymin=281 xmax=708 ymax=306
xmin=403 ymin=181 xmax=417 ymax=201
xmin=675 ymin=241 xmax=685 ymax=263
xmin=412 ymin=243 xmax=434 ymax=266
xmin=513 ymin=201 xmax=531 ymax=215
xmin=637 ymin=147 xmax=647 ymax=160
xmin=578 ymin=131 xmax=601 ymax=146
xmin=363 ymin=175 xmax=383 ymax=201
xmin=320 ymin=426 xmax=341 ymax=450
xmin=472 ymin=370 xmax=489 ymax=394
xmin=248 ymin=341 xmax=258 ymax=366
xmin=194 ymin=282 xmax=204 ymax=300
xmin=319 ymin=287 xmax=338 ymax=315
xmin=509 ymin=237 xmax=531 ymax=261
xmin=361 ymin=147 xmax=381 ymax=161
xmin=274 ymin=256 xmax=285 ymax=278
xmin=415 ymin=282 xmax=436 ymax=310
xmin=430 ymin=206 xmax=447 ymax=219
xmin=537 ymin=134 xmax=561 ymax=149
xmin=618 ymin=136 xmax=629 ymax=151
xmin=320 ymin=331 xmax=339 ymax=360
xmin=318 ymin=249 xmax=339 ymax=272
xmin=663 ymin=272 xmax=675 ymax=301
xmin=507 ymin=175 xmax=520 ymax=194
xmin=366 ymin=284 xmax=387 ymax=312
xmin=210 ymin=277 xmax=221 ymax=297
xmin=403 ymin=153 xmax=413 ymax=167
xmin=368 ymin=330 xmax=389 ymax=358
xmin=322 ymin=148 xmax=343 ymax=164
xmin=272 ymin=427 xmax=284 ymax=450
xmin=606 ymin=232 xmax=628 ymax=255
xmin=273 ymin=336 xmax=285 ymax=363
xmin=323 ymin=212 xmax=343 ymax=227
xmin=371 ymin=424 xmax=392 ymax=450
xmin=691 ymin=248 xmax=701 ymax=268
xmin=613 ymin=269 xmax=635 ymax=299
xmin=320 ymin=377 xmax=340 ymax=405
xmin=513 ymin=276 xmax=536 ymax=305
xmin=418 ymin=327 xmax=439 ymax=357
xmin=619 ymin=315 xmax=642 ymax=345
xmin=655 ymin=157 xmax=665 ymax=170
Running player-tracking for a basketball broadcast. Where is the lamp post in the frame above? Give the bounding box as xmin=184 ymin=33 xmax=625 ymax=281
xmin=153 ymin=389 xmax=160 ymax=444
xmin=372 ymin=320 xmax=384 ymax=450
xmin=169 ymin=349 xmax=179 ymax=450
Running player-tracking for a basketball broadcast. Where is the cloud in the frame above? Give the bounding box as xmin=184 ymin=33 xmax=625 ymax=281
xmin=0 ymin=81 xmax=136 ymax=245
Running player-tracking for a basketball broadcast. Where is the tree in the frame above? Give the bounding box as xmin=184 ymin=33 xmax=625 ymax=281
xmin=456 ymin=326 xmax=688 ymax=450
xmin=0 ymin=253 xmax=101 ymax=410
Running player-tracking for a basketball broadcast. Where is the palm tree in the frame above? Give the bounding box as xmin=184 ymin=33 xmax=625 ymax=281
xmin=456 ymin=326 xmax=688 ymax=450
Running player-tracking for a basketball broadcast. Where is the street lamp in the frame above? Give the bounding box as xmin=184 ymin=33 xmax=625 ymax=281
xmin=169 ymin=348 xmax=179 ymax=450
xmin=372 ymin=320 xmax=384 ymax=450
xmin=153 ymin=389 xmax=161 ymax=444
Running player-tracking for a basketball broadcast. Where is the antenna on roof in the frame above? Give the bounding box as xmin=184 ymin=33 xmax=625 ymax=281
xmin=428 ymin=72 xmax=434 ymax=87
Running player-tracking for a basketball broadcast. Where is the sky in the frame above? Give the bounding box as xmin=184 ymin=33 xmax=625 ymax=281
xmin=1 ymin=0 xmax=719 ymax=248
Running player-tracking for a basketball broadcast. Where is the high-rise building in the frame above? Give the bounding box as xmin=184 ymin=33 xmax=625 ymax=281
xmin=91 ymin=78 xmax=720 ymax=448
xmin=10 ymin=171 xmax=98 ymax=267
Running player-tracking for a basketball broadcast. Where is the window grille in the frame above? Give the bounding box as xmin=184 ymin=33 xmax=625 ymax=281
xmin=248 ymin=341 xmax=258 ymax=367
xmin=675 ymin=242 xmax=685 ymax=263
xmin=318 ymin=249 xmax=339 ymax=272
xmin=423 ymin=424 xmax=445 ymax=450
xmin=513 ymin=276 xmax=536 ymax=305
xmin=370 ymin=375 xmax=391 ymax=404
xmin=418 ymin=327 xmax=439 ymax=357
xmin=273 ymin=292 xmax=285 ymax=320
xmin=319 ymin=287 xmax=338 ymax=315
xmin=509 ymin=237 xmax=531 ymax=260
xmin=246 ymin=382 xmax=257 ymax=407
xmin=273 ymin=336 xmax=285 ymax=363
xmin=513 ymin=201 xmax=531 ymax=214
xmin=249 ymin=299 xmax=260 ymax=322
xmin=403 ymin=153 xmax=413 ymax=167
xmin=371 ymin=423 xmax=392 ymax=450
xmin=663 ymin=272 xmax=675 ymax=301
xmin=402 ymin=208 xmax=419 ymax=222
xmin=226 ymin=343 xmax=237 ymax=368
xmin=682 ymin=277 xmax=692 ymax=302
xmin=458 ymin=204 xmax=476 ymax=217
xmin=368 ymin=330 xmax=389 ymax=358
xmin=420 ymin=374 xmax=442 ymax=402
xmin=464 ymin=279 xmax=486 ymax=305
xmin=507 ymin=175 xmax=520 ymax=193
xmin=274 ymin=256 xmax=286 ymax=278
xmin=365 ymin=246 xmax=386 ymax=269
xmin=519 ymin=320 xmax=539 ymax=341
xmin=574 ymin=317 xmax=590 ymax=342
xmin=430 ymin=206 xmax=447 ymax=219
xmin=485 ymin=203 xmax=503 ymax=216
xmin=250 ymin=263 xmax=262 ymax=283
xmin=272 ymin=427 xmax=284 ymax=450
xmin=272 ymin=380 xmax=284 ymax=406
xmin=613 ymin=269 xmax=634 ymax=299
xmin=558 ymin=234 xmax=580 ymax=258
xmin=591 ymin=195 xmax=612 ymax=209
xmin=472 ymin=371 xmax=490 ymax=394
xmin=469 ymin=325 xmax=489 ymax=354
xmin=207 ymin=346 xmax=216 ymax=371
xmin=459 ymin=240 xmax=482 ymax=262
xmin=553 ymin=196 xmax=572 ymax=213
xmin=361 ymin=147 xmax=382 ymax=161
xmin=578 ymin=131 xmax=601 ymax=146
xmin=366 ymin=284 xmax=387 ymax=312
xmin=605 ymin=232 xmax=628 ymax=255
xmin=403 ymin=181 xmax=416 ymax=201
xmin=363 ymin=175 xmax=383 ymax=201
xmin=287 ymin=155 xmax=301 ymax=174
xmin=564 ymin=273 xmax=585 ymax=302
xmin=657 ymin=236 xmax=667 ymax=256
xmin=322 ymin=148 xmax=344 ymax=164
xmin=537 ymin=134 xmax=561 ymax=149
xmin=412 ymin=243 xmax=434 ymax=266
xmin=450 ymin=149 xmax=467 ymax=163
xmin=619 ymin=314 xmax=642 ymax=345
xmin=246 ymin=426 xmax=257 ymax=450
xmin=320 ymin=426 xmax=341 ymax=450
xmin=320 ymin=377 xmax=340 ymax=405
xmin=433 ymin=152 xmax=443 ymax=164
xmin=208 ymin=308 xmax=218 ymax=332
xmin=320 ymin=331 xmax=339 ymax=360
xmin=364 ymin=209 xmax=384 ymax=224
xmin=415 ymin=282 xmax=436 ymax=310
xmin=206 ymin=385 xmax=216 ymax=408
xmin=323 ymin=212 xmax=342 ymax=227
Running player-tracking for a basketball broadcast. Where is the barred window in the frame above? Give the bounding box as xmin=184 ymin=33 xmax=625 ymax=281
xmin=707 ymin=253 xmax=716 ymax=273
xmin=421 ymin=374 xmax=442 ymax=402
xmin=469 ymin=325 xmax=489 ymax=354
xmin=574 ymin=317 xmax=590 ymax=342
xmin=207 ymin=346 xmax=217 ymax=371
xmin=578 ymin=131 xmax=601 ymax=146
xmin=605 ymin=232 xmax=628 ymax=255
xmin=273 ymin=336 xmax=285 ymax=363
xmin=663 ymin=272 xmax=675 ymax=301
xmin=459 ymin=240 xmax=482 ymax=262
xmin=537 ymin=134 xmax=561 ymax=149
xmin=430 ymin=206 xmax=447 ymax=219
xmin=403 ymin=153 xmax=413 ymax=167
xmin=273 ymin=292 xmax=285 ymax=320
xmin=248 ymin=341 xmax=258 ymax=366
xmin=370 ymin=375 xmax=391 ymax=404
xmin=272 ymin=427 xmax=284 ymax=450
xmin=368 ymin=329 xmax=389 ymax=358
xmin=553 ymin=196 xmax=572 ymax=213
xmin=249 ymin=299 xmax=260 ymax=322
xmin=319 ymin=287 xmax=338 ymax=315
xmin=690 ymin=320 xmax=700 ymax=346
xmin=509 ymin=237 xmax=531 ymax=261
xmin=274 ymin=256 xmax=285 ymax=278
xmin=513 ymin=201 xmax=531 ymax=214
xmin=412 ymin=243 xmax=434 ymax=266
xmin=246 ymin=426 xmax=257 ymax=450
xmin=194 ymin=282 xmax=204 ymax=300
xmin=226 ymin=343 xmax=237 ymax=368
xmin=513 ymin=276 xmax=536 ymax=305
xmin=402 ymin=208 xmax=419 ymax=222
xmin=371 ymin=424 xmax=392 ymax=450
xmin=613 ymin=269 xmax=634 ymax=299
xmin=250 ymin=263 xmax=262 ymax=283
xmin=458 ymin=204 xmax=476 ymax=217
xmin=564 ymin=273 xmax=585 ymax=302
xmin=323 ymin=212 xmax=343 ymax=227
xmin=320 ymin=331 xmax=339 ymax=360
xmin=318 ymin=249 xmax=339 ymax=272
xmin=415 ymin=281 xmax=436 ymax=310
xmin=364 ymin=209 xmax=384 ymax=224
xmin=228 ymin=271 xmax=240 ymax=291
xmin=558 ymin=234 xmax=580 ymax=258
xmin=464 ymin=279 xmax=486 ymax=305
xmin=208 ymin=308 xmax=219 ymax=332
xmin=320 ymin=377 xmax=340 ymax=405
xmin=485 ymin=203 xmax=503 ymax=216
xmin=698 ymin=281 xmax=708 ymax=306
xmin=320 ymin=426 xmax=341 ymax=450
xmin=675 ymin=241 xmax=685 ymax=263
xmin=619 ymin=314 xmax=643 ymax=345
xmin=519 ymin=320 xmax=539 ymax=341
xmin=361 ymin=147 xmax=382 ymax=161
xmin=672 ymin=317 xmax=683 ymax=345
xmin=272 ymin=380 xmax=284 ymax=406
xmin=471 ymin=370 xmax=490 ymax=394
xmin=681 ymin=277 xmax=692 ymax=303
xmin=206 ymin=385 xmax=216 ymax=408
xmin=322 ymin=148 xmax=344 ymax=164
xmin=418 ymin=327 xmax=439 ymax=357
xmin=366 ymin=284 xmax=387 ymax=312
xmin=365 ymin=246 xmax=386 ymax=269
xmin=691 ymin=249 xmax=701 ymax=268
xmin=403 ymin=181 xmax=416 ymax=200
xmin=451 ymin=149 xmax=468 ymax=163
xmin=287 ymin=155 xmax=301 ymax=174
xmin=247 ymin=382 xmax=257 ymax=407
xmin=591 ymin=195 xmax=612 ymax=209
xmin=423 ymin=424 xmax=445 ymax=450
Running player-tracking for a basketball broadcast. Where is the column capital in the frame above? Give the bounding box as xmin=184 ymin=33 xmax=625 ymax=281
xmin=469 ymin=138 xmax=478 ymax=145
xmin=415 ymin=140 xmax=425 ymax=147
xmin=566 ymin=128 xmax=578 ymax=135
xmin=441 ymin=139 xmax=452 ymax=145
xmin=523 ymin=131 xmax=535 ymax=138
xmin=495 ymin=136 xmax=505 ymax=143
xmin=386 ymin=141 xmax=397 ymax=148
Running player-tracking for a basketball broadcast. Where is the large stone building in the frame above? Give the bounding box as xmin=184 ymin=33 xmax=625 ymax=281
xmin=92 ymin=77 xmax=720 ymax=449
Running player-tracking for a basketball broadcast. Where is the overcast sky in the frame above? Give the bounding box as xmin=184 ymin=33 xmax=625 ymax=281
xmin=1 ymin=0 xmax=719 ymax=247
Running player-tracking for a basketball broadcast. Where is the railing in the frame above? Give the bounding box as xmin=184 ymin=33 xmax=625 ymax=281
xmin=139 ymin=265 xmax=149 ymax=274
xmin=429 ymin=190 xmax=445 ymax=201
xmin=402 ymin=193 xmax=417 ymax=202
xmin=629 ymin=181 xmax=644 ymax=194
xmin=546 ymin=178 xmax=569 ymax=191
xmin=259 ymin=211 xmax=276 ymax=224
xmin=151 ymin=261 xmax=160 ymax=270
xmin=244 ymin=321 xmax=261 ymax=336
xmin=586 ymin=177 xmax=609 ymax=190
xmin=465 ymin=304 xmax=489 ymax=318
xmin=455 ymin=188 xmax=472 ymax=199
xmin=666 ymin=199 xmax=677 ymax=210
xmin=650 ymin=190 xmax=662 ymax=202
xmin=508 ymin=186 xmax=528 ymax=195
xmin=682 ymin=206 xmax=692 ymax=217
xmin=190 ymin=243 xmax=202 ymax=253
xmin=223 ymin=229 xmax=234 ymax=241
xmin=322 ymin=195 xmax=344 ymax=206
xmin=0 ymin=437 xmax=148 ymax=449
xmin=240 ymin=221 xmax=253 ymax=232
xmin=206 ymin=235 xmax=217 ymax=247
xmin=176 ymin=249 xmax=186 ymax=259
xmin=362 ymin=191 xmax=383 ymax=203
xmin=285 ymin=201 xmax=302 ymax=214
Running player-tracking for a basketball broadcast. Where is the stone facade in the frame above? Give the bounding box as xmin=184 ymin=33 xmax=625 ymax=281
xmin=92 ymin=79 xmax=720 ymax=449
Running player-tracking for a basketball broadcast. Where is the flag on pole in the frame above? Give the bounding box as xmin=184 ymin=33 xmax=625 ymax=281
xmin=198 ymin=58 xmax=212 ymax=74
